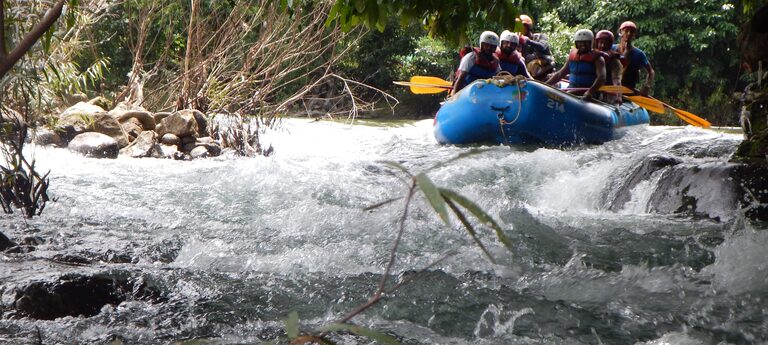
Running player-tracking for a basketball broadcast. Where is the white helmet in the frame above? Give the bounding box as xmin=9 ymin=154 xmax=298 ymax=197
xmin=573 ymin=29 xmax=594 ymax=42
xmin=479 ymin=31 xmax=500 ymax=46
xmin=500 ymin=30 xmax=519 ymax=44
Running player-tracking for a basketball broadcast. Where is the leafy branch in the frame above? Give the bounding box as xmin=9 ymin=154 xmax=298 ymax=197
xmin=267 ymin=150 xmax=513 ymax=344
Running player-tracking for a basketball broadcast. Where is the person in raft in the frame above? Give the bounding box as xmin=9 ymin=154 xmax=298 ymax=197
xmin=517 ymin=14 xmax=555 ymax=81
xmin=495 ymin=30 xmax=531 ymax=78
xmin=595 ymin=29 xmax=623 ymax=103
xmin=451 ymin=31 xmax=501 ymax=96
xmin=615 ymin=20 xmax=655 ymax=96
xmin=546 ymin=29 xmax=606 ymax=101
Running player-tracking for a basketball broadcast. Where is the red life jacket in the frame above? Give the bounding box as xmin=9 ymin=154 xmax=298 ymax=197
xmin=495 ymin=48 xmax=523 ymax=64
xmin=472 ymin=47 xmax=500 ymax=71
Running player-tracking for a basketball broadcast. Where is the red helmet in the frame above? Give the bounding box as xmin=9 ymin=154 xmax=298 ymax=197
xmin=619 ymin=21 xmax=637 ymax=31
xmin=595 ymin=30 xmax=615 ymax=42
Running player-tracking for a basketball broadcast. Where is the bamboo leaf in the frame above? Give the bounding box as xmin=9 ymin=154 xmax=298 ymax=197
xmin=439 ymin=188 xmax=513 ymax=250
xmin=415 ymin=173 xmax=450 ymax=226
xmin=444 ymin=197 xmax=495 ymax=263
xmin=378 ymin=160 xmax=412 ymax=177
xmin=286 ymin=311 xmax=299 ymax=339
xmin=319 ymin=323 xmax=400 ymax=345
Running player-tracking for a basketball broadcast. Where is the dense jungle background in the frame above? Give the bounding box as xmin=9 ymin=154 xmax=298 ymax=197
xmin=0 ymin=0 xmax=762 ymax=128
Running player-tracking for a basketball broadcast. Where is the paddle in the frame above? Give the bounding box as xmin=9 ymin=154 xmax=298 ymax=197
xmin=625 ymin=94 xmax=711 ymax=128
xmin=563 ymin=85 xmax=634 ymax=94
xmin=396 ymin=76 xmax=633 ymax=95
xmin=392 ymin=81 xmax=451 ymax=94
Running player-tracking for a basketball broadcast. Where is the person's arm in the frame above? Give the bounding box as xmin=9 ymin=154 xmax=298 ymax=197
xmin=451 ymin=53 xmax=473 ymax=96
xmin=520 ymin=60 xmax=531 ymax=79
xmin=585 ymin=57 xmax=606 ymax=100
xmin=640 ymin=62 xmax=655 ymax=96
xmin=545 ymin=65 xmax=568 ymax=85
xmin=451 ymin=71 xmax=467 ymax=96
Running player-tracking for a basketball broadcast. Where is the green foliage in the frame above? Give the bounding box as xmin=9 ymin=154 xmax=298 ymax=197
xmin=536 ymin=11 xmax=578 ymax=65
xmin=322 ymin=0 xmax=521 ymax=46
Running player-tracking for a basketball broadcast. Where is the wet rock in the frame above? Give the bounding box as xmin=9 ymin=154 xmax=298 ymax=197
xmin=115 ymin=110 xmax=155 ymax=131
xmin=190 ymin=146 xmax=210 ymax=159
xmin=155 ymin=111 xmax=199 ymax=138
xmin=20 ymin=236 xmax=44 ymax=246
xmin=11 ymin=273 xmax=166 ymax=320
xmin=0 ymin=231 xmax=16 ymax=251
xmin=51 ymin=254 xmax=92 ymax=265
xmin=91 ymin=113 xmax=129 ymax=148
xmin=120 ymin=130 xmax=157 ymax=158
xmin=160 ymin=133 xmax=180 ymax=146
xmin=32 ymin=127 xmax=63 ymax=147
xmin=55 ymin=113 xmax=92 ymax=143
xmin=13 ymin=275 xmax=126 ymax=320
xmin=151 ymin=143 xmax=180 ymax=159
xmin=5 ymin=245 xmax=36 ymax=254
xmin=68 ymin=132 xmax=119 ymax=159
xmin=606 ymin=155 xmax=682 ymax=211
xmin=119 ymin=117 xmax=144 ymax=141
xmin=178 ymin=109 xmax=207 ymax=136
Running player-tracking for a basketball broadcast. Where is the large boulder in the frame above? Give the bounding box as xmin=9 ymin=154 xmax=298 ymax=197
xmin=59 ymin=102 xmax=105 ymax=118
xmin=120 ymin=117 xmax=144 ymax=141
xmin=68 ymin=132 xmax=119 ymax=159
xmin=32 ymin=128 xmax=63 ymax=147
xmin=55 ymin=113 xmax=92 ymax=143
xmin=114 ymin=110 xmax=155 ymax=131
xmin=155 ymin=111 xmax=199 ymax=138
xmin=0 ymin=232 xmax=16 ymax=251
xmin=120 ymin=130 xmax=157 ymax=158
xmin=91 ymin=113 xmax=129 ymax=148
xmin=178 ymin=109 xmax=207 ymax=136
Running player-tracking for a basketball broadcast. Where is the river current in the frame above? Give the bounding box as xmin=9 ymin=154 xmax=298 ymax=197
xmin=1 ymin=119 xmax=766 ymax=344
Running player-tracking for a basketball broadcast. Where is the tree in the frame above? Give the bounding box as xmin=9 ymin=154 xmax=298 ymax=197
xmin=323 ymin=0 xmax=522 ymax=46
xmin=0 ymin=0 xmax=67 ymax=80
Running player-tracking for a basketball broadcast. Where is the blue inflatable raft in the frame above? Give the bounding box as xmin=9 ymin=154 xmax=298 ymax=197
xmin=433 ymin=77 xmax=650 ymax=145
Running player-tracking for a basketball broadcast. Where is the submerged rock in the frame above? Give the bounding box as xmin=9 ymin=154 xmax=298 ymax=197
xmin=608 ymin=156 xmax=768 ymax=221
xmin=11 ymin=274 xmax=165 ymax=320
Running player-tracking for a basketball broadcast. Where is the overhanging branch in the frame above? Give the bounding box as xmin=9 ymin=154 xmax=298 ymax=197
xmin=0 ymin=0 xmax=67 ymax=79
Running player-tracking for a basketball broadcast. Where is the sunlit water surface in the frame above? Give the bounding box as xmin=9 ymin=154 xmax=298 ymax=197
xmin=1 ymin=119 xmax=766 ymax=344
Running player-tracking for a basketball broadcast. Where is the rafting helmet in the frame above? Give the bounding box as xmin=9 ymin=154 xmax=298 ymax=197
xmin=573 ymin=29 xmax=594 ymax=42
xmin=479 ymin=31 xmax=500 ymax=46
xmin=500 ymin=30 xmax=519 ymax=44
xmin=518 ymin=14 xmax=534 ymax=26
xmin=619 ymin=21 xmax=637 ymax=31
xmin=595 ymin=30 xmax=615 ymax=43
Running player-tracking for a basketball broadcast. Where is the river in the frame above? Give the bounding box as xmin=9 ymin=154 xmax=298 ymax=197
xmin=1 ymin=119 xmax=766 ymax=344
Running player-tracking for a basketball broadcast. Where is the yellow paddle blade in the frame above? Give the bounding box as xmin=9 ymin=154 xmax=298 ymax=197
xmin=627 ymin=95 xmax=665 ymax=114
xmin=672 ymin=108 xmax=711 ymax=128
xmin=393 ymin=81 xmax=450 ymax=94
xmin=411 ymin=76 xmax=453 ymax=87
xmin=598 ymin=85 xmax=633 ymax=94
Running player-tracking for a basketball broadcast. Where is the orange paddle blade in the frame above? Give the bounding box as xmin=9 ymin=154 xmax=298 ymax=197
xmin=411 ymin=76 xmax=453 ymax=87
xmin=672 ymin=107 xmax=711 ymax=128
xmin=393 ymin=81 xmax=450 ymax=94
xmin=626 ymin=96 xmax=665 ymax=114
xmin=599 ymin=85 xmax=634 ymax=94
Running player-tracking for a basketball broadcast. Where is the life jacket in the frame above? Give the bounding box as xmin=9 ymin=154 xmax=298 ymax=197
xmin=496 ymin=49 xmax=525 ymax=76
xmin=567 ymin=48 xmax=606 ymax=88
xmin=464 ymin=48 xmax=500 ymax=85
